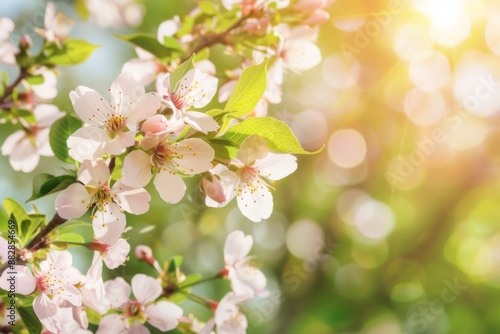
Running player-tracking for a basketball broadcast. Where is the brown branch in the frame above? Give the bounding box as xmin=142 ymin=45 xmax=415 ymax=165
xmin=0 ymin=68 xmax=29 ymax=104
xmin=25 ymin=212 xmax=67 ymax=251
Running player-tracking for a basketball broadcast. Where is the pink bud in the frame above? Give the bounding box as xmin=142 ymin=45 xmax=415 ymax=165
xmin=141 ymin=115 xmax=168 ymax=135
xmin=243 ymin=18 xmax=271 ymax=35
xmin=19 ymin=34 xmax=32 ymax=50
xmin=303 ymin=10 xmax=330 ymax=25
xmin=201 ymin=175 xmax=226 ymax=204
xmin=135 ymin=245 xmax=155 ymax=265
xmin=293 ymin=0 xmax=327 ymax=12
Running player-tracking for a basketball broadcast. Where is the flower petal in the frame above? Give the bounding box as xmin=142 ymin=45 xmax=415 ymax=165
xmin=125 ymin=93 xmax=161 ymax=125
xmin=131 ymin=274 xmax=162 ymax=304
xmin=34 ymin=294 xmax=61 ymax=333
xmin=67 ymin=126 xmax=108 ymax=162
xmin=109 ymin=72 xmax=145 ymax=111
xmin=96 ymin=314 xmax=128 ymax=334
xmin=92 ymin=203 xmax=126 ymax=240
xmin=103 ymin=130 xmax=137 ymax=156
xmin=183 ymin=111 xmax=219 ymax=134
xmin=145 ymin=301 xmax=183 ymax=331
xmin=77 ymin=159 xmax=110 ymax=186
xmin=104 ymin=277 xmax=130 ymax=308
xmin=70 ymin=86 xmax=110 ymax=126
xmin=55 ymin=183 xmax=92 ymax=219
xmin=172 ymin=138 xmax=214 ymax=174
xmin=122 ymin=150 xmax=153 ymax=188
xmin=236 ymin=177 xmax=273 ymax=222
xmin=153 ymin=169 xmax=186 ymax=204
xmin=0 ymin=265 xmax=36 ymax=295
xmin=255 ymin=152 xmax=297 ymax=181
xmin=224 ymin=231 xmax=253 ymax=266
xmin=103 ymin=238 xmax=130 ymax=269
xmin=112 ymin=180 xmax=151 ymax=214
xmin=8 ymin=136 xmax=40 ymax=173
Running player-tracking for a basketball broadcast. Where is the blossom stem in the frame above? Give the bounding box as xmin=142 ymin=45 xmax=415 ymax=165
xmin=179 ymin=275 xmax=220 ymax=289
xmin=0 ymin=67 xmax=29 ymax=104
xmin=25 ymin=212 xmax=67 ymax=252
xmin=179 ymin=291 xmax=214 ymax=309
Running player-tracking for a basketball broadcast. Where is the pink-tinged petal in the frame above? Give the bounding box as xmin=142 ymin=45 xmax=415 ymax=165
xmin=55 ymin=183 xmax=92 ymax=219
xmin=172 ymin=138 xmax=214 ymax=174
xmin=104 ymin=130 xmax=136 ymax=156
xmin=125 ymin=93 xmax=161 ymax=125
xmin=109 ymin=72 xmax=145 ymax=111
xmin=122 ymin=58 xmax=157 ymax=86
xmin=141 ymin=115 xmax=168 ymax=135
xmin=224 ymin=231 xmax=253 ymax=266
xmin=199 ymin=318 xmax=215 ymax=334
xmin=67 ymin=126 xmax=108 ymax=162
xmin=195 ymin=59 xmax=216 ymax=76
xmin=153 ymin=170 xmax=186 ymax=204
xmin=112 ymin=180 xmax=151 ymax=214
xmin=96 ymin=314 xmax=128 ymax=334
xmin=231 ymin=266 xmax=269 ymax=298
xmin=218 ymin=80 xmax=237 ymax=103
xmin=255 ymin=152 xmax=297 ymax=181
xmin=92 ymin=203 xmax=126 ymax=240
xmin=129 ymin=322 xmax=150 ymax=334
xmin=8 ymin=137 xmax=40 ymax=173
xmin=95 ymin=213 xmax=126 ymax=246
xmin=34 ymin=294 xmax=61 ymax=333
xmin=183 ymin=111 xmax=219 ymax=134
xmin=82 ymin=253 xmax=110 ymax=314
xmin=59 ymin=284 xmax=83 ymax=306
xmin=78 ymin=159 xmax=110 ymax=186
xmin=140 ymin=131 xmax=170 ymax=151
xmin=70 ymin=86 xmax=110 ymax=126
xmin=122 ymin=150 xmax=153 ymax=188
xmin=0 ymin=265 xmax=36 ymax=295
xmin=192 ymin=77 xmax=218 ymax=109
xmin=215 ymin=293 xmax=248 ymax=333
xmin=202 ymin=175 xmax=226 ymax=205
xmin=1 ymin=130 xmax=25 ymax=155
xmin=145 ymin=301 xmax=182 ymax=331
xmin=59 ymin=307 xmax=92 ymax=334
xmin=156 ymin=73 xmax=171 ymax=97
xmin=236 ymin=135 xmax=269 ymax=166
xmin=103 ymin=238 xmax=130 ymax=269
xmin=104 ymin=277 xmax=130 ymax=309
xmin=236 ymin=178 xmax=273 ymax=222
xmin=285 ymin=40 xmax=321 ymax=72
xmin=157 ymin=18 xmax=179 ymax=42
xmin=36 ymin=128 xmax=54 ymax=157
xmin=205 ymin=168 xmax=237 ymax=208
xmin=84 ymin=252 xmax=103 ymax=289
xmin=34 ymin=104 xmax=65 ymax=128
xmin=131 ymin=274 xmax=162 ymax=304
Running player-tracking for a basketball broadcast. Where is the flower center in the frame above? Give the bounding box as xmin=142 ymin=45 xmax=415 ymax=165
xmin=92 ymin=185 xmax=112 ymax=211
xmin=123 ymin=300 xmax=144 ymax=318
xmin=169 ymin=92 xmax=187 ymax=111
xmin=105 ymin=114 xmax=127 ymax=133
xmin=151 ymin=143 xmax=172 ymax=167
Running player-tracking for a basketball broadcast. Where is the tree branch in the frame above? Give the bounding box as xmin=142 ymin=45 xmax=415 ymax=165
xmin=0 ymin=68 xmax=29 ymax=104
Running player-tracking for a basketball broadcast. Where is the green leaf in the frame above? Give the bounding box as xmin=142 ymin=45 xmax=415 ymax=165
xmin=53 ymin=232 xmax=85 ymax=244
xmin=210 ymin=139 xmax=238 ymax=161
xmin=116 ymin=33 xmax=184 ymax=59
xmin=199 ymin=1 xmax=218 ymax=15
xmin=17 ymin=297 xmax=42 ymax=334
xmin=111 ymin=155 xmax=125 ymax=181
xmin=220 ymin=117 xmax=323 ymax=156
xmin=179 ymin=273 xmax=203 ymax=289
xmin=27 ymin=174 xmax=77 ymax=202
xmin=168 ymin=255 xmax=184 ymax=274
xmin=49 ymin=114 xmax=82 ymax=164
xmin=169 ymin=55 xmax=195 ymax=90
xmin=25 ymin=74 xmax=44 ymax=85
xmin=86 ymin=307 xmax=103 ymax=325
xmin=40 ymin=39 xmax=99 ymax=65
xmin=224 ymin=58 xmax=268 ymax=118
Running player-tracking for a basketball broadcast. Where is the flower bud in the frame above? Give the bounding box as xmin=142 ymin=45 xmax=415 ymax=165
xmin=19 ymin=34 xmax=32 ymax=50
xmin=135 ymin=245 xmax=155 ymax=265
xmin=201 ymin=174 xmax=226 ymax=204
xmin=141 ymin=115 xmax=168 ymax=135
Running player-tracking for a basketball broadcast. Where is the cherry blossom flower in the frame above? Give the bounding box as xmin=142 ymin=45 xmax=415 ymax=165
xmin=80 ymin=252 xmax=111 ymax=314
xmin=0 ymin=252 xmax=82 ymax=333
xmin=156 ymin=68 xmax=219 ymax=134
xmin=223 ymin=230 xmax=269 ymax=298
xmin=122 ymin=48 xmax=163 ymax=86
xmin=35 ymin=2 xmax=74 ymax=45
xmin=88 ymin=217 xmax=131 ymax=269
xmin=0 ymin=18 xmax=17 ymax=66
xmin=85 ymin=0 xmax=144 ymax=28
xmin=23 ymin=67 xmax=58 ymax=101
xmin=97 ymin=274 xmax=183 ymax=333
xmin=206 ymin=135 xmax=297 ymax=222
xmin=200 ymin=293 xmax=248 ymax=334
xmin=67 ymin=72 xmax=161 ymax=162
xmin=55 ymin=159 xmax=151 ymax=238
xmin=122 ymin=129 xmax=215 ymax=204
xmin=1 ymin=104 xmax=64 ymax=173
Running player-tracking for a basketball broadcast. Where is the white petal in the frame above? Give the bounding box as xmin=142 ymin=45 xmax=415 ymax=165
xmin=112 ymin=180 xmax=151 ymax=214
xmin=231 ymin=266 xmax=269 ymax=298
xmin=55 ymin=183 xmax=92 ymax=219
xmin=122 ymin=58 xmax=157 ymax=86
xmin=109 ymin=72 xmax=145 ymax=110
xmin=156 ymin=72 xmax=171 ymax=97
xmin=172 ymin=138 xmax=214 ymax=174
xmin=36 ymin=128 xmax=54 ymax=157
xmin=129 ymin=322 xmax=150 ymax=334
xmin=224 ymin=231 xmax=253 ymax=266
xmin=0 ymin=265 xmax=36 ymax=295
xmin=153 ymin=170 xmax=186 ymax=204
xmin=236 ymin=178 xmax=273 ymax=222
xmin=70 ymin=86 xmax=110 ymax=126
xmin=285 ymin=40 xmax=321 ymax=72
xmin=77 ymin=159 xmax=110 ymax=186
xmin=104 ymin=277 xmax=130 ymax=309
xmin=33 ymin=103 xmax=65 ymax=128
xmin=92 ymin=203 xmax=126 ymax=240
xmin=67 ymin=126 xmax=108 ymax=162
xmin=254 ymin=152 xmax=297 ymax=180
xmin=8 ymin=137 xmax=40 ymax=173
xmin=34 ymin=294 xmax=61 ymax=333
xmin=236 ymin=135 xmax=269 ymax=166
xmin=1 ymin=130 xmax=25 ymax=155
xmin=157 ymin=19 xmax=179 ymax=42
xmin=131 ymin=274 xmax=162 ymax=304
xmin=146 ymin=301 xmax=183 ymax=331
xmin=183 ymin=111 xmax=219 ymax=134
xmin=218 ymin=80 xmax=237 ymax=103
xmin=122 ymin=150 xmax=153 ymax=188
xmin=103 ymin=238 xmax=130 ymax=269
xmin=96 ymin=314 xmax=128 ymax=334
xmin=32 ymin=70 xmax=58 ymax=100
xmin=59 ymin=283 xmax=83 ymax=306
xmin=125 ymin=93 xmax=161 ymax=125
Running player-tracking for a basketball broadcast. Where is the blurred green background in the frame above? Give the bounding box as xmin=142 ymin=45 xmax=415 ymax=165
xmin=2 ymin=0 xmax=500 ymax=333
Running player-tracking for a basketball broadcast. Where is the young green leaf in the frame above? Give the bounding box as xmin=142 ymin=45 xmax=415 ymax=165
xmin=220 ymin=117 xmax=323 ymax=156
xmin=40 ymin=39 xmax=99 ymax=65
xmin=169 ymin=55 xmax=195 ymax=90
xmin=116 ymin=33 xmax=185 ymax=59
xmin=28 ymin=174 xmax=77 ymax=202
xmin=49 ymin=114 xmax=82 ymax=163
xmin=223 ymin=58 xmax=268 ymax=117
